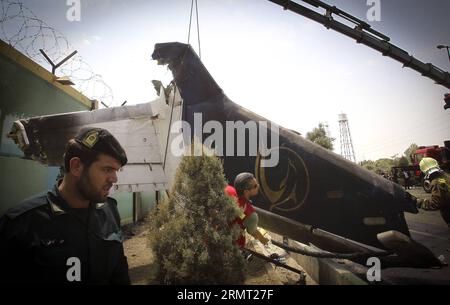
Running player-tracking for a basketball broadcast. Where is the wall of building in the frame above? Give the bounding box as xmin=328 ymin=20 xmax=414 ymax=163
xmin=113 ymin=191 xmax=156 ymax=225
xmin=0 ymin=40 xmax=90 ymax=215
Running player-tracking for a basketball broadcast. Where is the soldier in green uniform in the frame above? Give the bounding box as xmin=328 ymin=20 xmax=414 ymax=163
xmin=0 ymin=127 xmax=130 ymax=284
xmin=416 ymin=157 xmax=450 ymax=227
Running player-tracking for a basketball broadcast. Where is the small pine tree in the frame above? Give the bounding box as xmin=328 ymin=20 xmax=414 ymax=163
xmin=148 ymin=144 xmax=246 ymax=284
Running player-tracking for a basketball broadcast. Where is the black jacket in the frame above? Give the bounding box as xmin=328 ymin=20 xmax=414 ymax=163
xmin=0 ymin=186 xmax=130 ymax=284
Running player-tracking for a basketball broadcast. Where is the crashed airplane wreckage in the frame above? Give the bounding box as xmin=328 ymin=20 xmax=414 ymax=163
xmin=8 ymin=42 xmax=443 ymax=269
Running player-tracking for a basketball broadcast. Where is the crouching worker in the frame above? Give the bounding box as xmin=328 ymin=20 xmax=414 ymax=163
xmin=0 ymin=127 xmax=130 ymax=284
xmin=225 ymin=173 xmax=269 ymax=248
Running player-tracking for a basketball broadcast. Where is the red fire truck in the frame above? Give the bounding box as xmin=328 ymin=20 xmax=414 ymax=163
xmin=412 ymin=141 xmax=450 ymax=192
xmin=392 ymin=141 xmax=450 ymax=192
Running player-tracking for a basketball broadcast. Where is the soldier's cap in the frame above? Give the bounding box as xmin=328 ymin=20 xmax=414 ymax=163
xmin=74 ymin=127 xmax=128 ymax=166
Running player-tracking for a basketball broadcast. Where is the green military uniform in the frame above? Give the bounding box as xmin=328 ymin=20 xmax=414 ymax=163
xmin=0 ymin=185 xmax=130 ymax=284
xmin=417 ymin=172 xmax=450 ymax=225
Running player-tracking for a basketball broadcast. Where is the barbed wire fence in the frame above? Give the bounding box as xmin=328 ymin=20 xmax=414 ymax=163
xmin=0 ymin=0 xmax=115 ymax=107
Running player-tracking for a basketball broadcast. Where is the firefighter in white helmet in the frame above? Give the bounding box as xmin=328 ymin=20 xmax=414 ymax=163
xmin=416 ymin=157 xmax=450 ymax=227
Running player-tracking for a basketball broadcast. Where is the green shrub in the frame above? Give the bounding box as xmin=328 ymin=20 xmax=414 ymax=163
xmin=148 ymin=145 xmax=246 ymax=284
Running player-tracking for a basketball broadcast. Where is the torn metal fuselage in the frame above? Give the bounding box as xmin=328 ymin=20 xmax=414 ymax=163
xmin=8 ymin=102 xmax=169 ymax=194
xmin=151 ymin=42 xmax=419 ymax=251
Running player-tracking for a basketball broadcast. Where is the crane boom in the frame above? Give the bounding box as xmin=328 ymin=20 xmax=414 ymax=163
xmin=268 ymin=0 xmax=450 ymax=89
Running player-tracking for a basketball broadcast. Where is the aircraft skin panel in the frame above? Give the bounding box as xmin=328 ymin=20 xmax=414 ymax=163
xmin=8 ymin=102 xmax=169 ymax=192
xmin=113 ymin=163 xmax=167 ymax=194
xmin=9 ymin=103 xmax=156 ymax=166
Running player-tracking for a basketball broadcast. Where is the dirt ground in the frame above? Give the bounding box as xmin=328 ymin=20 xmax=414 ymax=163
xmin=122 ymin=220 xmax=156 ymax=285
xmin=122 ymin=217 xmax=314 ymax=285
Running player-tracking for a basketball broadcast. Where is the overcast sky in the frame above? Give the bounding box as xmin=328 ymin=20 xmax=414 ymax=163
xmin=3 ymin=0 xmax=450 ymax=161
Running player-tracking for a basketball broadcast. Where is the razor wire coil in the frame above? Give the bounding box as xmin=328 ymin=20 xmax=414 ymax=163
xmin=0 ymin=0 xmax=115 ymax=107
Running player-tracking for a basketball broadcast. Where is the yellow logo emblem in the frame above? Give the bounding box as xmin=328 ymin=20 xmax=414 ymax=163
xmin=255 ymin=146 xmax=310 ymax=212
xmin=82 ymin=131 xmax=99 ymax=148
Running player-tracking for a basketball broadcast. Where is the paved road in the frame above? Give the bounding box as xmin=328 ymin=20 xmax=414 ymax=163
xmin=380 ymin=187 xmax=450 ymax=284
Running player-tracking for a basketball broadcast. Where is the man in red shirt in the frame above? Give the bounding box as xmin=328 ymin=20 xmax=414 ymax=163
xmin=225 ymin=173 xmax=269 ymax=248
